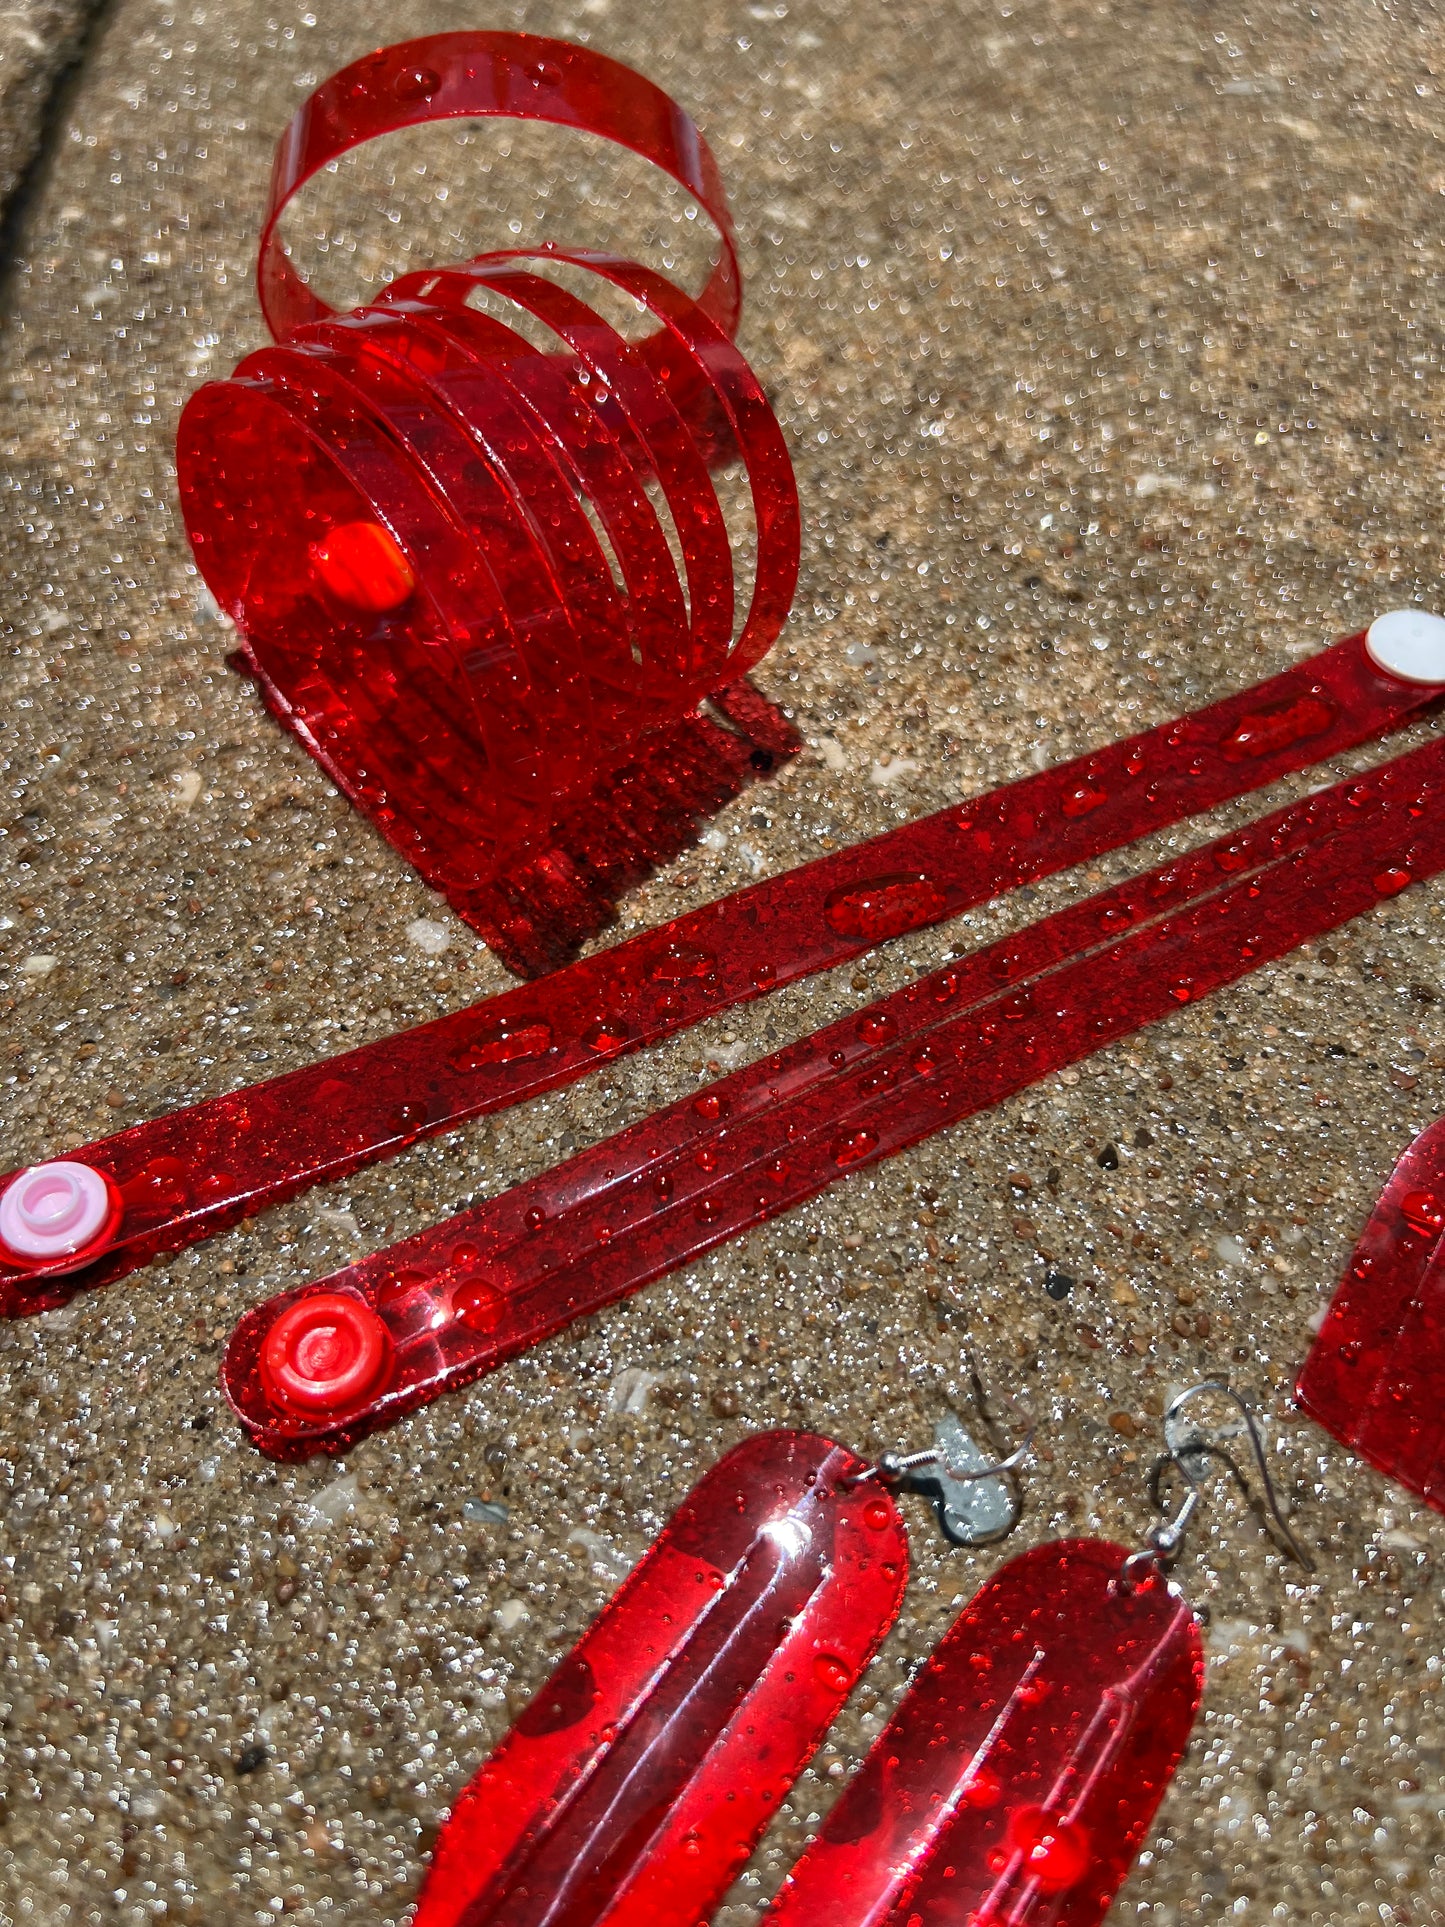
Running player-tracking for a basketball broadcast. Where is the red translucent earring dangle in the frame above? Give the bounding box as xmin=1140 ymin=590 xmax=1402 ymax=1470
xmin=1297 ymin=1115 xmax=1445 ymax=1512
xmin=410 ymin=1387 xmax=1031 ymax=1927
xmin=764 ymin=1380 xmax=1311 ymax=1927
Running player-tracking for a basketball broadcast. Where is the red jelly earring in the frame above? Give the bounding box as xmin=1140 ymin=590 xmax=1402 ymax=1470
xmin=764 ymin=1381 xmax=1311 ymax=1927
xmin=411 ymin=1389 xmax=1031 ymax=1927
xmin=1297 ymin=1116 xmax=1445 ymax=1511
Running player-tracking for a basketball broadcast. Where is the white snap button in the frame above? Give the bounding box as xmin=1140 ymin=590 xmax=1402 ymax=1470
xmin=1365 ymin=608 xmax=1445 ymax=685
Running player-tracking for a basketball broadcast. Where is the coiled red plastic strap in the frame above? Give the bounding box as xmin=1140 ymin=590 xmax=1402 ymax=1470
xmin=0 ymin=631 xmax=1436 ymax=1315
xmin=225 ymin=727 xmax=1445 ymax=1456
xmin=257 ymin=32 xmax=741 ymax=343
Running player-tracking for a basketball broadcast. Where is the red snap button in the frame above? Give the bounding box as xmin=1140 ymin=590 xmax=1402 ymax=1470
xmin=260 ymin=1291 xmax=391 ymax=1417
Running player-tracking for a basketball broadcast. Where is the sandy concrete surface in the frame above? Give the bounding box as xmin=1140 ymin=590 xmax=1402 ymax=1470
xmin=1 ymin=0 xmax=1443 ymax=1921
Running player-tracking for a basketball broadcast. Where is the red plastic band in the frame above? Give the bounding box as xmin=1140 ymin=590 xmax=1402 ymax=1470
xmin=225 ymin=726 xmax=1445 ymax=1455
xmin=256 ymin=33 xmax=741 ymax=344
xmin=2 ymin=628 xmax=1438 ymax=1315
xmin=1297 ymin=1118 xmax=1445 ymax=1510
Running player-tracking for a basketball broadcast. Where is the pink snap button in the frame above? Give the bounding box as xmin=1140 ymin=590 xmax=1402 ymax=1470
xmin=0 ymin=1160 xmax=121 ymax=1269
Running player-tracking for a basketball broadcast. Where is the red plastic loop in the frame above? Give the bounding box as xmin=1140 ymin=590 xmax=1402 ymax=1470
xmin=259 ymin=1290 xmax=392 ymax=1417
xmin=178 ymin=34 xmax=796 ymax=974
xmin=255 ymin=33 xmax=742 ymax=345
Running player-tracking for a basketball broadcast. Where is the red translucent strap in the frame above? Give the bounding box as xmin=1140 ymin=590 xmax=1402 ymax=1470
xmin=225 ymin=727 xmax=1445 ymax=1456
xmin=1297 ymin=1117 xmax=1445 ymax=1511
xmin=411 ymin=1431 xmax=907 ymax=1927
xmin=764 ymin=1539 xmax=1203 ymax=1927
xmin=258 ymin=32 xmax=742 ymax=344
xmin=1 ymin=629 xmax=1436 ymax=1315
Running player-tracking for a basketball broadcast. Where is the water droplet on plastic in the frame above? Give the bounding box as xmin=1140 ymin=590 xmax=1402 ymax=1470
xmin=1004 ymin=1808 xmax=1091 ymax=1894
xmin=856 ymin=1011 xmax=897 ymax=1046
xmin=651 ymin=942 xmax=717 ymax=983
xmin=582 ymin=1016 xmax=630 ymax=1054
xmin=453 ymin=1277 xmax=503 ymax=1332
xmin=311 ymin=519 xmax=416 ymax=613
xmin=832 ymin=1127 xmax=879 ymax=1167
xmin=910 ymin=1046 xmax=939 ymax=1076
xmin=1060 ymin=782 xmax=1106 ymax=818
xmin=1169 ymin=979 xmax=1195 ymax=1003
xmin=764 ymin=1157 xmax=789 ymax=1186
xmin=824 ymin=873 xmax=947 ymax=943
xmin=752 ymin=961 xmax=776 ymax=989
xmin=1374 ymin=866 xmax=1412 ymax=897
xmin=829 ymin=1048 xmax=847 ymax=1068
xmin=813 ymin=1653 xmax=851 ymax=1693
xmin=863 ymin=1497 xmax=892 ymax=1530
xmin=1220 ymin=693 xmax=1336 ymax=762
xmin=695 ymin=1145 xmax=721 ymax=1173
xmin=693 ymin=1091 xmax=728 ymax=1121
xmin=963 ymin=1766 xmax=1002 ymax=1808
xmin=392 ymin=63 xmax=441 ymax=101
xmin=694 ymin=1197 xmax=722 ymax=1225
xmin=653 ymin=1172 xmax=674 ymax=1201
xmin=1401 ymin=1189 xmax=1445 ymax=1236
xmin=523 ymin=1207 xmax=546 ymax=1232
xmin=453 ymin=1015 xmax=554 ymax=1069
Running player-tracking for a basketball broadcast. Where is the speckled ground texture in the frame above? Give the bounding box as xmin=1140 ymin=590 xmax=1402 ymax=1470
xmin=1 ymin=0 xmax=1443 ymax=1921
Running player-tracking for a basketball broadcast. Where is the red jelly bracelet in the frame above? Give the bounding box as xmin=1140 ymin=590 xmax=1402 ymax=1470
xmin=177 ymin=33 xmax=801 ymax=977
xmin=224 ymin=725 xmax=1445 ymax=1456
xmin=4 ymin=621 xmax=1438 ymax=1316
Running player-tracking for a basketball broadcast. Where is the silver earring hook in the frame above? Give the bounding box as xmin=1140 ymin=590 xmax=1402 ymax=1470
xmin=852 ymin=1356 xmax=1035 ymax=1546
xmin=1123 ymin=1378 xmax=1313 ymax=1587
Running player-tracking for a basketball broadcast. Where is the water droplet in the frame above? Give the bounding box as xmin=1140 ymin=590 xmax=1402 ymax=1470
xmin=694 ymin=1197 xmax=722 ymax=1225
xmin=526 ymin=55 xmax=564 ymax=85
xmin=764 ymin=1157 xmax=789 ymax=1186
xmin=390 ymin=1102 xmax=426 ymax=1133
xmin=932 ymin=970 xmax=961 ymax=1003
xmin=862 ymin=1497 xmax=893 ymax=1530
xmin=392 ymin=63 xmax=441 ymax=101
xmin=523 ymin=1207 xmax=546 ymax=1232
xmin=453 ymin=1015 xmax=554 ymax=1069
xmin=693 ymin=1091 xmax=728 ymax=1121
xmin=824 ymin=873 xmax=947 ymax=943
xmin=1123 ymin=749 xmax=1146 ymax=777
xmin=681 ymin=1831 xmax=702 ymax=1858
xmin=1214 ymin=841 xmax=1252 ymax=874
xmin=453 ymin=1277 xmax=503 ymax=1332
xmin=1060 ymin=782 xmax=1107 ymax=818
xmin=653 ymin=1172 xmax=674 ymax=1201
xmin=832 ymin=1127 xmax=879 ymax=1167
xmin=582 ymin=1016 xmax=630 ymax=1054
xmin=1169 ymin=979 xmax=1195 ymax=1003
xmin=1374 ymin=866 xmax=1412 ymax=897
xmin=1401 ymin=1189 xmax=1445 ymax=1236
xmin=829 ymin=1048 xmax=847 ymax=1068
xmin=910 ymin=1045 xmax=939 ymax=1076
xmin=695 ymin=1145 xmax=721 ymax=1173
xmin=813 ymin=1653 xmax=851 ymax=1693
xmin=1219 ymin=693 xmax=1336 ymax=762
xmin=856 ymin=1011 xmax=897 ymax=1046
xmin=963 ymin=1767 xmax=1002 ymax=1808
xmin=651 ymin=942 xmax=717 ymax=983
xmin=752 ymin=961 xmax=776 ymax=989
xmin=1004 ymin=1808 xmax=1091 ymax=1894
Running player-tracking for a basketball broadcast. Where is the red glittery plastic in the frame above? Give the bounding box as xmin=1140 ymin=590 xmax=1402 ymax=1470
xmin=2 ymin=630 xmax=1431 ymax=1315
xmin=1297 ymin=1117 xmax=1445 ymax=1511
xmin=410 ymin=1430 xmax=907 ymax=1927
xmin=225 ymin=721 xmax=1445 ymax=1456
xmin=176 ymin=33 xmax=801 ymax=977
xmin=763 ymin=1539 xmax=1203 ymax=1927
